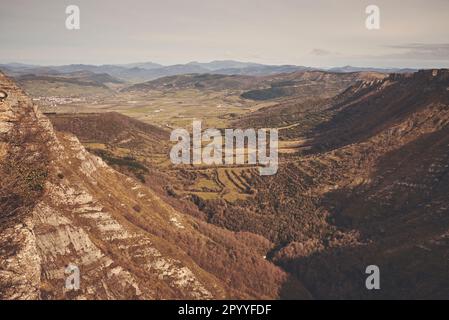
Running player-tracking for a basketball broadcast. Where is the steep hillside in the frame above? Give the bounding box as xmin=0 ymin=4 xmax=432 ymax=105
xmin=47 ymin=112 xmax=171 ymax=187
xmin=227 ymin=69 xmax=449 ymax=298
xmin=239 ymin=71 xmax=385 ymax=101
xmin=307 ymin=70 xmax=449 ymax=152
xmin=48 ymin=112 xmax=168 ymax=151
xmin=0 ymin=72 xmax=310 ymax=300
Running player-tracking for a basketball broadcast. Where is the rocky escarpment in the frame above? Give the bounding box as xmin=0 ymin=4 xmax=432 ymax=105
xmin=0 ymin=72 xmax=310 ymax=300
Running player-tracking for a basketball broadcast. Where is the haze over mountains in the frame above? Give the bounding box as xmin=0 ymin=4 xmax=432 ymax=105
xmin=0 ymin=61 xmax=416 ymax=83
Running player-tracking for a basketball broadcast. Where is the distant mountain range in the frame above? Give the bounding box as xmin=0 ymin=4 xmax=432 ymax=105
xmin=328 ymin=65 xmax=418 ymax=74
xmin=0 ymin=60 xmax=417 ymax=83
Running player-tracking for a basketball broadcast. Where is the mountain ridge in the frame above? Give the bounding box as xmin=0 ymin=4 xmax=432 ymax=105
xmin=0 ymin=61 xmax=416 ymax=83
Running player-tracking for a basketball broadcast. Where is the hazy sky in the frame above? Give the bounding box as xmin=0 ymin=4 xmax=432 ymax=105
xmin=1 ymin=0 xmax=449 ymax=68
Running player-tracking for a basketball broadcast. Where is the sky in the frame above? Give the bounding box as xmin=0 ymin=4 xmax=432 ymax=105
xmin=1 ymin=0 xmax=449 ymax=68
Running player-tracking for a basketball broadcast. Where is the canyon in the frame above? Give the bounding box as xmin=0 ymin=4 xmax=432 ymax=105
xmin=1 ymin=68 xmax=449 ymax=299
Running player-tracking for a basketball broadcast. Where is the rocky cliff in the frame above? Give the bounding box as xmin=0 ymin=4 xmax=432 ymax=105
xmin=0 ymin=72 xmax=309 ymax=300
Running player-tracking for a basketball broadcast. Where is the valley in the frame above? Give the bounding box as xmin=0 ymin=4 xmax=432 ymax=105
xmin=2 ymin=65 xmax=449 ymax=299
xmin=3 ymin=0 xmax=449 ymax=304
xmin=0 ymin=71 xmax=310 ymax=300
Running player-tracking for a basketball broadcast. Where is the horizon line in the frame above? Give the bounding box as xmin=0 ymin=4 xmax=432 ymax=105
xmin=0 ymin=60 xmax=434 ymax=70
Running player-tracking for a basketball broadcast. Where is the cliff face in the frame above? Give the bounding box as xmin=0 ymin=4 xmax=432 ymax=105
xmin=0 ymin=72 xmax=309 ymax=300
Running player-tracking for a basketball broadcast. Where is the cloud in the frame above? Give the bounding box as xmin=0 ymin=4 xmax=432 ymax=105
xmin=382 ymin=43 xmax=449 ymax=60
xmin=310 ymin=48 xmax=332 ymax=56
